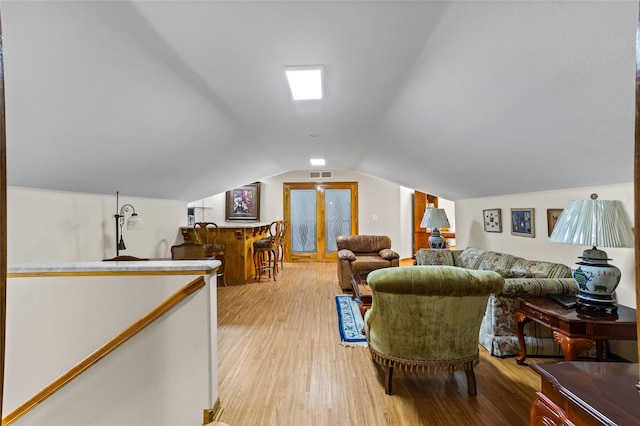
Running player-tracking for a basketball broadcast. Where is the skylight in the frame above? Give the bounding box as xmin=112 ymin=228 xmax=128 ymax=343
xmin=285 ymin=66 xmax=324 ymax=100
xmin=310 ymin=158 xmax=326 ymax=166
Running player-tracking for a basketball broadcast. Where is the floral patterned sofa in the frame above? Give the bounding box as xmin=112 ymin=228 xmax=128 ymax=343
xmin=416 ymin=247 xmax=579 ymax=357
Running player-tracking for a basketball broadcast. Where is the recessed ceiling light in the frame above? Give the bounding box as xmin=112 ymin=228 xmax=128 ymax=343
xmin=310 ymin=158 xmax=326 ymax=166
xmin=285 ymin=65 xmax=324 ymax=100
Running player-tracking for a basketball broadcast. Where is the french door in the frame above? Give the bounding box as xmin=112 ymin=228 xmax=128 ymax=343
xmin=283 ymin=182 xmax=358 ymax=262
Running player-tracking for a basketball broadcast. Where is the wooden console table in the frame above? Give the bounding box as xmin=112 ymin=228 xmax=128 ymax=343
xmin=515 ymin=297 xmax=637 ymax=365
xmin=181 ymin=223 xmax=269 ymax=284
xmin=530 ymin=362 xmax=640 ymax=425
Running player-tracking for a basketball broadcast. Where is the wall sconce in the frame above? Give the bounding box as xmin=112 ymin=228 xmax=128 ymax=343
xmin=114 ymin=191 xmax=143 ymax=256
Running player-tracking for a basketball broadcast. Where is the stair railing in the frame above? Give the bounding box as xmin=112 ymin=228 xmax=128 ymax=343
xmin=2 ymin=275 xmax=206 ymax=426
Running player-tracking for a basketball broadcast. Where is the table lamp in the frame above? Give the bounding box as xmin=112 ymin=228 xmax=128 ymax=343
xmin=420 ymin=208 xmax=450 ymax=249
xmin=550 ymin=194 xmax=634 ymax=312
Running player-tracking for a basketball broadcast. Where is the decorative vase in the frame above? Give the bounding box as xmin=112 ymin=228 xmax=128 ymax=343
xmin=572 ymin=248 xmax=621 ymax=311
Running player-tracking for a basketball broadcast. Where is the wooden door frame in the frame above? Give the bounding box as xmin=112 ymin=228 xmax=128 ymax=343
xmin=283 ymin=182 xmax=358 ymax=262
xmin=634 ymin=1 xmax=640 ymax=384
xmin=1 ymin=14 xmax=7 ymax=416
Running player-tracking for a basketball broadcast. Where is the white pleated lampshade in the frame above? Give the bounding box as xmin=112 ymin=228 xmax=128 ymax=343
xmin=549 ymin=199 xmax=634 ymax=248
xmin=420 ymin=208 xmax=450 ymax=230
xmin=127 ymin=213 xmax=144 ymax=230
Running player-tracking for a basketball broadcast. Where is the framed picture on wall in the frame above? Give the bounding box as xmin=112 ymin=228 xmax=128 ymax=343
xmin=547 ymin=208 xmax=563 ymax=237
xmin=483 ymin=208 xmax=502 ymax=232
xmin=225 ymin=182 xmax=261 ymax=221
xmin=511 ymin=208 xmax=535 ymax=238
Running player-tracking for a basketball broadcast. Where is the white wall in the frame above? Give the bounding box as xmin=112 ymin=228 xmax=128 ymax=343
xmin=7 ymin=187 xmax=188 ymax=264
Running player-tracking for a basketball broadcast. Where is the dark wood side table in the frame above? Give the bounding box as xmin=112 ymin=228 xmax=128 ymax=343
xmin=351 ymin=271 xmax=372 ymax=316
xmin=530 ymin=362 xmax=640 ymax=425
xmin=515 ymin=297 xmax=637 ymax=365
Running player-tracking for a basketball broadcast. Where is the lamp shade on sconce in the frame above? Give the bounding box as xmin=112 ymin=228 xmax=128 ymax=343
xmin=420 ymin=208 xmax=450 ymax=249
xmin=550 ymin=196 xmax=634 ymax=311
xmin=127 ymin=213 xmax=143 ymax=230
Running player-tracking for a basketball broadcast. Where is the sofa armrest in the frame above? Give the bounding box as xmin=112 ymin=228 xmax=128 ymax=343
xmin=415 ymin=249 xmax=455 ymax=266
xmin=338 ymin=249 xmax=356 ymax=261
xmin=379 ymin=249 xmax=399 ymax=260
xmin=501 ymin=278 xmax=578 ymax=298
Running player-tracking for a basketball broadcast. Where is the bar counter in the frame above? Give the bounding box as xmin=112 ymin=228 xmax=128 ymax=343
xmin=181 ymin=222 xmax=270 ymax=284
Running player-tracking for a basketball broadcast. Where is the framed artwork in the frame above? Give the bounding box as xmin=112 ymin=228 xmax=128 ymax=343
xmin=225 ymin=182 xmax=261 ymax=221
xmin=511 ymin=208 xmax=535 ymax=238
xmin=483 ymin=208 xmax=502 ymax=232
xmin=547 ymin=208 xmax=563 ymax=237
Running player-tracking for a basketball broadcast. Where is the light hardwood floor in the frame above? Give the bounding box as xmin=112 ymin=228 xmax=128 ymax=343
xmin=216 ymin=262 xmax=559 ymax=426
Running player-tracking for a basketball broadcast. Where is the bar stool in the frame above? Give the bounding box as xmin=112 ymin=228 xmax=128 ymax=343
xmin=253 ymin=221 xmax=280 ymax=281
xmin=277 ymin=220 xmax=288 ymax=270
xmin=194 ymin=222 xmax=226 ymax=286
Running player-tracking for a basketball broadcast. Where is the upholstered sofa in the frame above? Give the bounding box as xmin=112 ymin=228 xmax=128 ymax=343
xmin=416 ymin=247 xmax=579 ymax=357
xmin=336 ymin=235 xmax=400 ymax=291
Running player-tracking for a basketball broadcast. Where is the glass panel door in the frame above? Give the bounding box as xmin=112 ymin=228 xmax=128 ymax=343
xmin=284 ymin=182 xmax=358 ymax=262
xmin=325 ymin=189 xmax=351 ymax=253
xmin=290 ymin=189 xmax=317 ymax=254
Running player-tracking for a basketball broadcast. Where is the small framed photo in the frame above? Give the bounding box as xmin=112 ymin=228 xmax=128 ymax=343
xmin=511 ymin=208 xmax=535 ymax=238
xmin=225 ymin=182 xmax=261 ymax=221
xmin=483 ymin=209 xmax=502 ymax=232
xmin=547 ymin=208 xmax=563 ymax=237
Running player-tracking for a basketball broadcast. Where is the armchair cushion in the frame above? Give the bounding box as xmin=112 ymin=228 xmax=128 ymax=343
xmin=379 ymin=249 xmax=400 ymax=260
xmin=338 ymin=249 xmax=356 ymax=261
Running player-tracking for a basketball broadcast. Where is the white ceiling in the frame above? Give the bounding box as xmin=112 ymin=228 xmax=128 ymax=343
xmin=2 ymin=1 xmax=637 ymax=202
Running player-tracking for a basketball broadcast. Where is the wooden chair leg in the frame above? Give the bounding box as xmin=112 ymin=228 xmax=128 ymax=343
xmin=272 ymin=248 xmax=278 ymax=279
xmin=385 ymin=366 xmax=394 ymax=395
xmin=220 ymin=254 xmax=226 ymax=286
xmin=269 ymin=249 xmax=276 ymax=280
xmin=279 ymin=244 xmax=285 ymax=269
xmin=465 ymin=367 xmax=477 ymax=396
xmin=254 ymin=249 xmax=265 ymax=281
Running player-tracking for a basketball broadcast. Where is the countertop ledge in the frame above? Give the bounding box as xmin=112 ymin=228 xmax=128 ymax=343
xmin=8 ymin=260 xmax=221 ymax=274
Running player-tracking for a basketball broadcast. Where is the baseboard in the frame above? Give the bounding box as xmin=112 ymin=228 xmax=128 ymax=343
xmin=203 ymin=399 xmax=223 ymax=425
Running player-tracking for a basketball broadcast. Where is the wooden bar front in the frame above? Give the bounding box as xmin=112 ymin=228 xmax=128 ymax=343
xmin=181 ymin=223 xmax=269 ymax=285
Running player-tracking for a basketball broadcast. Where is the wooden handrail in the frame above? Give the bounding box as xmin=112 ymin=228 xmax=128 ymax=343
xmin=2 ymin=275 xmax=206 ymax=425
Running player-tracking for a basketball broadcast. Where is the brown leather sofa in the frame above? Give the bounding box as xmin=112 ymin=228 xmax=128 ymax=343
xmin=336 ymin=235 xmax=400 ymax=291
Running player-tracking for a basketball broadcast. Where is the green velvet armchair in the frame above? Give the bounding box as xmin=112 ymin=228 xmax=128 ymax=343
xmin=364 ymin=265 xmax=504 ymax=395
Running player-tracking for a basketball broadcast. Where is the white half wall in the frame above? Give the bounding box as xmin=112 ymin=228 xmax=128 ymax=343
xmin=6 ymin=273 xmax=216 ymax=425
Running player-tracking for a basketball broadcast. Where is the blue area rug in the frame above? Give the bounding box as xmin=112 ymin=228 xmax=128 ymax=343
xmin=335 ymin=294 xmax=367 ymax=346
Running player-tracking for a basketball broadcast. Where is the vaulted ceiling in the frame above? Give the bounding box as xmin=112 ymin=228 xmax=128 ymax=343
xmin=2 ymin=1 xmax=636 ymax=202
